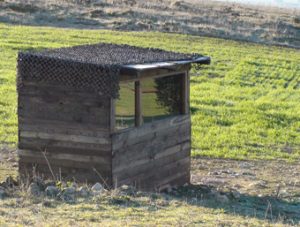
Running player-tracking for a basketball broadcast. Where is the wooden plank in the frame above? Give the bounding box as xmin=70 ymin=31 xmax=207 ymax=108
xmin=114 ymin=156 xmax=190 ymax=190
xmin=18 ymin=96 xmax=110 ymax=125
xmin=181 ymin=71 xmax=189 ymax=114
xmin=113 ymin=126 xmax=190 ymax=159
xmin=18 ymin=142 xmax=111 ymax=157
xmin=19 ymin=137 xmax=112 ymax=153
xmin=19 ymin=157 xmax=111 ymax=171
xmin=187 ymin=71 xmax=190 ymax=114
xmin=19 ymin=81 xmax=103 ymax=95
xmin=19 ymin=123 xmax=110 ymax=138
xmin=19 ymin=162 xmax=112 ymax=185
xmin=18 ymin=141 xmax=111 ymax=156
xmin=110 ymin=98 xmax=115 ymax=133
xmin=112 ymin=115 xmax=190 ymax=150
xmin=19 ymin=131 xmax=110 ymax=145
xmin=113 ymin=143 xmax=184 ymax=174
xmin=113 ymin=145 xmax=190 ymax=182
xmin=18 ymin=149 xmax=111 ymax=165
xmin=112 ymin=127 xmax=190 ymax=168
xmin=134 ymin=80 xmax=143 ymax=127
xmin=18 ymin=118 xmax=110 ymax=133
xmin=18 ymin=88 xmax=109 ymax=107
xmin=113 ymin=120 xmax=190 ymax=156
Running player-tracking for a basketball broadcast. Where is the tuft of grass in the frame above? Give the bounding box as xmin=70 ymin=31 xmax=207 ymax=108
xmin=0 ymin=23 xmax=299 ymax=160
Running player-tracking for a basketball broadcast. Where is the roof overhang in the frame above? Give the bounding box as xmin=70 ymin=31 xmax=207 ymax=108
xmin=119 ymin=56 xmax=211 ymax=81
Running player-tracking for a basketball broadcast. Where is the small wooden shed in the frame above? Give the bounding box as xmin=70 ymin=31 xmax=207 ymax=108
xmin=17 ymin=43 xmax=210 ymax=191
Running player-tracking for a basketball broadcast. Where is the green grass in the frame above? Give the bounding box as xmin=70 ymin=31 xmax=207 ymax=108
xmin=0 ymin=192 xmax=292 ymax=226
xmin=0 ymin=23 xmax=299 ymax=160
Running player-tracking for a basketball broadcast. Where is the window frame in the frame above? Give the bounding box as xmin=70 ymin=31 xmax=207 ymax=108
xmin=112 ymin=70 xmax=189 ymax=132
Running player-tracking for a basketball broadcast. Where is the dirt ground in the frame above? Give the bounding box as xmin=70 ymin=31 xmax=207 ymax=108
xmin=1 ymin=148 xmax=300 ymax=199
xmin=1 ymin=147 xmax=300 ymax=223
xmin=0 ymin=0 xmax=299 ymax=48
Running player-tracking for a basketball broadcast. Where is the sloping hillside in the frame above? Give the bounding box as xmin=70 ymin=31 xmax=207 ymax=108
xmin=0 ymin=0 xmax=299 ymax=47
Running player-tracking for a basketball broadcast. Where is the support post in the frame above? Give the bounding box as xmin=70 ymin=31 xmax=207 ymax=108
xmin=135 ymin=80 xmax=143 ymax=126
xmin=110 ymin=98 xmax=115 ymax=132
xmin=181 ymin=71 xmax=190 ymax=114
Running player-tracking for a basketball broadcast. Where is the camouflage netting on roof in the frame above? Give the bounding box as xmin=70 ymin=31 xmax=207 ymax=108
xmin=17 ymin=43 xmax=201 ymax=98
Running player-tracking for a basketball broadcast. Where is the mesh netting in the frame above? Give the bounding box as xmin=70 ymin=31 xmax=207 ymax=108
xmin=17 ymin=43 xmax=201 ymax=98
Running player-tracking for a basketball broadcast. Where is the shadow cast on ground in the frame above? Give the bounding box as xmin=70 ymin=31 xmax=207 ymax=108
xmin=169 ymin=183 xmax=300 ymax=225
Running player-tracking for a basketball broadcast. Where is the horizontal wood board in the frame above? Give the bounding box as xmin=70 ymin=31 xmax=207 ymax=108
xmin=18 ymin=83 xmax=113 ymax=185
xmin=112 ymin=115 xmax=191 ymax=191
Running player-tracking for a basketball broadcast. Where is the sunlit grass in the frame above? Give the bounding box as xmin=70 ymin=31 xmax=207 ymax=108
xmin=0 ymin=23 xmax=299 ymax=160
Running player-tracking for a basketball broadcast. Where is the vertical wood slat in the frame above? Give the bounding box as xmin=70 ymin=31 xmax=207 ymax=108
xmin=187 ymin=71 xmax=190 ymax=113
xmin=181 ymin=71 xmax=189 ymax=114
xmin=110 ymin=98 xmax=115 ymax=133
xmin=135 ymin=80 xmax=143 ymax=127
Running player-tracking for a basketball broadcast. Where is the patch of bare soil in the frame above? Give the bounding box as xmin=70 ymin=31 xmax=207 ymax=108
xmin=191 ymin=158 xmax=300 ymax=199
xmin=0 ymin=0 xmax=299 ymax=48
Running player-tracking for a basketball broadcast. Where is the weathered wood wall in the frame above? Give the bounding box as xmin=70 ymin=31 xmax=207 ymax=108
xmin=18 ymin=73 xmax=191 ymax=190
xmin=18 ymin=82 xmax=112 ymax=184
xmin=112 ymin=115 xmax=191 ymax=191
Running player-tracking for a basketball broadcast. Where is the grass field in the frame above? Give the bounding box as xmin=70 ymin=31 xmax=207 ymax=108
xmin=0 ymin=23 xmax=299 ymax=161
xmin=0 ymin=23 xmax=300 ymax=226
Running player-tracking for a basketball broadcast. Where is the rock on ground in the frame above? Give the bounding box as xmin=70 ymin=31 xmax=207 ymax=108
xmin=28 ymin=182 xmax=42 ymax=197
xmin=0 ymin=186 xmax=7 ymax=199
xmin=91 ymin=183 xmax=104 ymax=195
xmin=45 ymin=186 xmax=60 ymax=198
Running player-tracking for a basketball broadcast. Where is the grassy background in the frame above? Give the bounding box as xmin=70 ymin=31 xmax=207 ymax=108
xmin=0 ymin=23 xmax=299 ymax=160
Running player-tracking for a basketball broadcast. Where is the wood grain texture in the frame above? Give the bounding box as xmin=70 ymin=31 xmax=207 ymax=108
xmin=134 ymin=80 xmax=142 ymax=127
xmin=18 ymin=83 xmax=113 ymax=185
xmin=19 ymin=162 xmax=112 ymax=185
xmin=18 ymin=96 xmax=110 ymax=125
xmin=112 ymin=114 xmax=191 ymax=191
xmin=18 ymin=74 xmax=191 ymax=190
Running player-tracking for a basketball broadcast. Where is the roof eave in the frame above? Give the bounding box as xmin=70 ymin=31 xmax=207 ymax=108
xmin=119 ymin=56 xmax=211 ymax=81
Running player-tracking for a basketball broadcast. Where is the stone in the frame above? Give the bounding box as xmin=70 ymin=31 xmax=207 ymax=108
xmin=28 ymin=182 xmax=42 ymax=197
xmin=278 ymin=189 xmax=289 ymax=198
xmin=78 ymin=186 xmax=90 ymax=198
xmin=248 ymin=180 xmax=267 ymax=189
xmin=44 ymin=180 xmax=56 ymax=188
xmin=60 ymin=187 xmax=76 ymax=203
xmin=209 ymin=171 xmax=220 ymax=176
xmin=202 ymin=178 xmax=226 ymax=186
xmin=231 ymin=190 xmax=241 ymax=199
xmin=91 ymin=183 xmax=104 ymax=195
xmin=32 ymin=176 xmax=45 ymax=191
xmin=210 ymin=189 xmax=229 ymax=203
xmin=42 ymin=200 xmax=53 ymax=207
xmin=216 ymin=194 xmax=229 ymax=203
xmin=70 ymin=182 xmax=78 ymax=189
xmin=45 ymin=186 xmax=60 ymax=198
xmin=4 ymin=176 xmax=18 ymax=188
xmin=242 ymin=172 xmax=256 ymax=177
xmin=119 ymin=185 xmax=136 ymax=196
xmin=239 ymin=162 xmax=253 ymax=169
xmin=0 ymin=186 xmax=7 ymax=199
